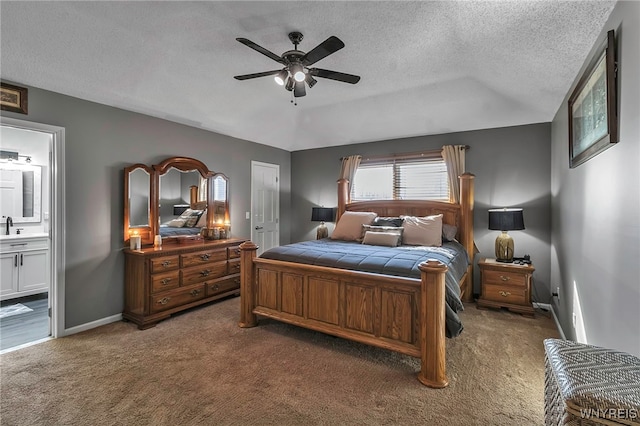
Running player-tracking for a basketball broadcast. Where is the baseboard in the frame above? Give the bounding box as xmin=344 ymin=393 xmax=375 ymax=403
xmin=534 ymin=302 xmax=566 ymax=340
xmin=62 ymin=313 xmax=123 ymax=337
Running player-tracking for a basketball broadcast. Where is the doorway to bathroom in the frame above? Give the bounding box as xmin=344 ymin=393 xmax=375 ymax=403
xmin=0 ymin=118 xmax=65 ymax=352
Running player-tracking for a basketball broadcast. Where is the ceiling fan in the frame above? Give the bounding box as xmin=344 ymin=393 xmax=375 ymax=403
xmin=234 ymin=31 xmax=360 ymax=99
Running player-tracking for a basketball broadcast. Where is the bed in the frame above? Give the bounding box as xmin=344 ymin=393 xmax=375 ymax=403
xmin=239 ymin=173 xmax=475 ymax=388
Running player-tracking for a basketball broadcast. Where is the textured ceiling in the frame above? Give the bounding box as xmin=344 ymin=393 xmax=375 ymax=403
xmin=0 ymin=1 xmax=616 ymax=152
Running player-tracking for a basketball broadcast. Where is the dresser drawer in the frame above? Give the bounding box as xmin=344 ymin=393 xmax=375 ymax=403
xmin=181 ymin=262 xmax=228 ymax=286
xmin=150 ymin=255 xmax=180 ymax=273
xmin=483 ymin=269 xmax=526 ymax=287
xmin=205 ymin=274 xmax=241 ymax=297
xmin=227 ymin=258 xmax=241 ymax=275
xmin=150 ymin=270 xmax=180 ymax=293
xmin=150 ymin=284 xmax=205 ymax=313
xmin=228 ymin=245 xmax=242 ymax=259
xmin=482 ymin=284 xmax=526 ymax=305
xmin=181 ymin=249 xmax=227 ymax=268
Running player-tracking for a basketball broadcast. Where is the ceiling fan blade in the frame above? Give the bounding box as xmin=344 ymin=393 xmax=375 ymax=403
xmin=294 ymin=81 xmax=306 ymax=97
xmin=236 ymin=38 xmax=283 ymax=63
xmin=301 ymin=36 xmax=345 ymax=66
xmin=234 ymin=70 xmax=281 ymax=80
xmin=309 ymin=68 xmax=360 ymax=84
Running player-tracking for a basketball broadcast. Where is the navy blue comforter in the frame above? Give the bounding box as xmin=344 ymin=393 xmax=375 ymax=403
xmin=260 ymin=239 xmax=469 ymax=337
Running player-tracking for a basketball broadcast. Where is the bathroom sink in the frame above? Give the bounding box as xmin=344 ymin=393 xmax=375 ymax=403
xmin=0 ymin=232 xmax=49 ymax=240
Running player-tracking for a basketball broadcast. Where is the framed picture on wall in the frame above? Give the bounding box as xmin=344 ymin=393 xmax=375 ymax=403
xmin=569 ymin=30 xmax=618 ymax=168
xmin=568 ymin=30 xmax=618 ymax=169
xmin=0 ymin=82 xmax=28 ymax=115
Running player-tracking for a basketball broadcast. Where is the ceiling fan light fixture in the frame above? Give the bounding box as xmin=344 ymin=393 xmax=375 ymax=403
xmin=285 ymin=77 xmax=294 ymax=91
xmin=274 ymin=69 xmax=288 ymax=86
xmin=306 ymin=74 xmax=317 ymax=88
xmin=291 ymin=64 xmax=306 ymax=82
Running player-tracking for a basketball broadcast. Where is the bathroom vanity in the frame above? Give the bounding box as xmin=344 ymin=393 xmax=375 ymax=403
xmin=0 ymin=233 xmax=49 ymax=301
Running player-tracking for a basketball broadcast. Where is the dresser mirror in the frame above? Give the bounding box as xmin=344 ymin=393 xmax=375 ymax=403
xmin=124 ymin=164 xmax=153 ymax=245
xmin=124 ymin=156 xmax=229 ymax=246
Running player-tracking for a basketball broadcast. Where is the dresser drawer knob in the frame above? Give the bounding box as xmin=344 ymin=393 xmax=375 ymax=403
xmin=499 ymin=291 xmax=511 ymax=297
xmin=200 ymin=269 xmax=211 ymax=277
xmin=162 ymin=261 xmax=172 ymax=268
xmin=157 ymin=297 xmax=170 ymax=305
xmin=500 ymin=276 xmax=510 ymax=281
xmin=234 ymin=278 xmax=240 ymax=285
xmin=190 ymin=289 xmax=201 ymax=297
xmin=212 ymin=284 xmax=220 ymax=291
xmin=232 ymin=264 xmax=240 ymax=271
xmin=234 ymin=248 xmax=241 ymax=255
xmin=160 ymin=278 xmax=172 ymax=285
xmin=200 ymin=253 xmax=211 ymax=261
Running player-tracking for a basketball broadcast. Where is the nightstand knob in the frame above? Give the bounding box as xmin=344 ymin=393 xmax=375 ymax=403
xmin=499 ymin=291 xmax=511 ymax=297
xmin=500 ymin=275 xmax=510 ymax=281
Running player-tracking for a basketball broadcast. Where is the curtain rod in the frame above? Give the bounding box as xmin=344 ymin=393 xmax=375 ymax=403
xmin=339 ymin=145 xmax=470 ymax=162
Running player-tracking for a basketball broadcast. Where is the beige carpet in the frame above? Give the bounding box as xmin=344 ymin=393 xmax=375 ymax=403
xmin=0 ymin=297 xmax=559 ymax=425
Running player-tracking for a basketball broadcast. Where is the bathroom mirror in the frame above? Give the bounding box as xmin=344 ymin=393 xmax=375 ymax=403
xmin=123 ymin=164 xmax=153 ymax=245
xmin=0 ymin=163 xmax=42 ymax=224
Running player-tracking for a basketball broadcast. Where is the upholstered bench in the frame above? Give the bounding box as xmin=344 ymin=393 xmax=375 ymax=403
xmin=544 ymin=338 xmax=640 ymax=425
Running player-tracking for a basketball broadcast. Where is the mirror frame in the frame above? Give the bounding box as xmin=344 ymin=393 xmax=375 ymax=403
xmin=153 ymin=156 xmax=228 ymax=242
xmin=124 ymin=163 xmax=154 ymax=245
xmin=124 ymin=156 xmax=229 ymax=246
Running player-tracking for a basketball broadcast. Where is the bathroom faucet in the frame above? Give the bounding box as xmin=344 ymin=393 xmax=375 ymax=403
xmin=5 ymin=216 xmax=13 ymax=235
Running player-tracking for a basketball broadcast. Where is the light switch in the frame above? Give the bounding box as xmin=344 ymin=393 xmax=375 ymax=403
xmin=246 ymin=211 xmax=250 ymax=219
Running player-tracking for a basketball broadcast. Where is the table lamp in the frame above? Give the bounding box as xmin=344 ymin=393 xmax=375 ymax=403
xmin=311 ymin=207 xmax=335 ymax=239
xmin=488 ymin=208 xmax=525 ymax=263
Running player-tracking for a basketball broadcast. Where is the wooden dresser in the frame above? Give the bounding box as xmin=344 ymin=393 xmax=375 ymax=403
xmin=476 ymin=258 xmax=535 ymax=316
xmin=124 ymin=238 xmax=246 ymax=329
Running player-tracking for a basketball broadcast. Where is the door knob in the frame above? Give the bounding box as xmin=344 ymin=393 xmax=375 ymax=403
xmin=255 ymin=226 xmax=263 ymax=230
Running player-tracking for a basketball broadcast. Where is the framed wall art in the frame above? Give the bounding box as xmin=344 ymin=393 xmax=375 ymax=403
xmin=0 ymin=82 xmax=28 ymax=115
xmin=568 ymin=29 xmax=618 ymax=168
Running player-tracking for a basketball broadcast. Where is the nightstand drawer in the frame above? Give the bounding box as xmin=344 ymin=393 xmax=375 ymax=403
xmin=482 ymin=284 xmax=526 ymax=305
xmin=483 ymin=269 xmax=526 ymax=287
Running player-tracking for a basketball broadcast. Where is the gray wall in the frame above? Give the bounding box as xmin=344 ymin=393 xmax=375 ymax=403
xmin=550 ymin=1 xmax=640 ymax=356
xmin=0 ymin=84 xmax=291 ymax=329
xmin=291 ymin=123 xmax=552 ymax=300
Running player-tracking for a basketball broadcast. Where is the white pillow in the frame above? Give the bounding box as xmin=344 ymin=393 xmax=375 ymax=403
xmin=362 ymin=231 xmax=402 ymax=247
xmin=330 ymin=211 xmax=377 ymax=241
xmin=401 ymin=214 xmax=443 ymax=246
xmin=195 ymin=210 xmax=208 ymax=228
xmin=167 ymin=218 xmax=186 ymax=228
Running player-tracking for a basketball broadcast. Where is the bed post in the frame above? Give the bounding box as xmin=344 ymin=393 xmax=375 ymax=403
xmin=239 ymin=241 xmax=258 ymax=328
xmin=336 ymin=178 xmax=349 ymax=221
xmin=459 ymin=173 xmax=475 ymax=303
xmin=417 ymin=260 xmax=449 ymax=388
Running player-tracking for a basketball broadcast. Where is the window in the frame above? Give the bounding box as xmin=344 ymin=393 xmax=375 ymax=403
xmin=351 ymin=152 xmax=449 ymax=201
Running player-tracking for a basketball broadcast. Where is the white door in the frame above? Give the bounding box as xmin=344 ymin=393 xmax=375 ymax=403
xmin=251 ymin=161 xmax=279 ymax=256
xmin=18 ymin=250 xmax=49 ymax=293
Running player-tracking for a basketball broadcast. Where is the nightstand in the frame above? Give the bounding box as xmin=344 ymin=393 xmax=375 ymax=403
xmin=477 ymin=258 xmax=535 ymax=316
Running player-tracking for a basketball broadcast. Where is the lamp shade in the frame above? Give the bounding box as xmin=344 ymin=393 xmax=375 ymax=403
xmin=311 ymin=207 xmax=335 ymax=222
xmin=488 ymin=208 xmax=525 ymax=231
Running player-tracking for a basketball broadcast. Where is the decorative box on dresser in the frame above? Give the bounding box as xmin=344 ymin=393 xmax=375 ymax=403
xmin=124 ymin=238 xmax=246 ymax=329
xmin=477 ymin=258 xmax=535 ymax=316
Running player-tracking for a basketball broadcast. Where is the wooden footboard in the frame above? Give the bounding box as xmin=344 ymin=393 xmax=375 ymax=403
xmin=239 ymin=241 xmax=449 ymax=388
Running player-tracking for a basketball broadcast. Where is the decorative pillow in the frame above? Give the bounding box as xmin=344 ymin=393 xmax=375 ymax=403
xmin=167 ymin=218 xmax=187 ymax=228
xmin=360 ymin=225 xmax=403 ymax=243
xmin=362 ymin=231 xmax=402 ymax=247
xmin=195 ymin=210 xmax=208 ymax=228
xmin=330 ymin=211 xmax=378 ymax=241
xmin=176 ymin=208 xmax=204 ymax=228
xmin=373 ymin=216 xmax=404 ymax=227
xmin=442 ymin=224 xmax=458 ymax=242
xmin=401 ymin=214 xmax=443 ymax=247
